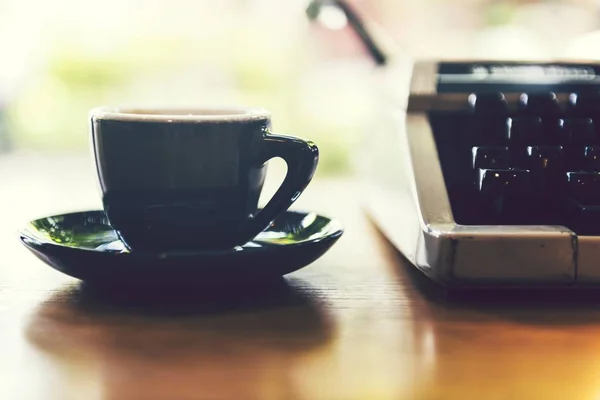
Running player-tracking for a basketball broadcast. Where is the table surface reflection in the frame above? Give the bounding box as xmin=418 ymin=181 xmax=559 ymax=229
xmin=2 ymin=152 xmax=600 ymax=400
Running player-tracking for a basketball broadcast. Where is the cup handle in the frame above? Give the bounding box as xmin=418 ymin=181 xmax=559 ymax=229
xmin=247 ymin=133 xmax=319 ymax=239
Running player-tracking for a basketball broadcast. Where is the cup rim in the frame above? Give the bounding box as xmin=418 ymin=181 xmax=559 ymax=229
xmin=89 ymin=106 xmax=271 ymax=122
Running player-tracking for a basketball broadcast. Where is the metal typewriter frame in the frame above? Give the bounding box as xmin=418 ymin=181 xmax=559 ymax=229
xmin=362 ymin=59 xmax=600 ymax=287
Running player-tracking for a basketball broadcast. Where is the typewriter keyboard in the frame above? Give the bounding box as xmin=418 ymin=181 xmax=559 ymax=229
xmin=430 ymin=91 xmax=600 ymax=235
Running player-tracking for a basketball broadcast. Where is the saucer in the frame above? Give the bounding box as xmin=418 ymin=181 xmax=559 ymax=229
xmin=20 ymin=210 xmax=343 ymax=285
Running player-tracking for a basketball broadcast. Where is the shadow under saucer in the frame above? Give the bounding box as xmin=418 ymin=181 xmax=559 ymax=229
xmin=25 ymin=277 xmax=335 ymax=398
xmin=26 ymin=275 xmax=334 ymax=353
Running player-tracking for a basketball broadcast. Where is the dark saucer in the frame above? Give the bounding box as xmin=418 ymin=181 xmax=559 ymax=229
xmin=19 ymin=210 xmax=343 ymax=285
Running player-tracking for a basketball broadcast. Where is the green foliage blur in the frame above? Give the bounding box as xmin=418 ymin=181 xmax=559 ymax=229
xmin=0 ymin=1 xmax=372 ymax=175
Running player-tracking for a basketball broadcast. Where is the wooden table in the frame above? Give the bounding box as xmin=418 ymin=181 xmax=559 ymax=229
xmin=3 ymin=152 xmax=600 ymax=400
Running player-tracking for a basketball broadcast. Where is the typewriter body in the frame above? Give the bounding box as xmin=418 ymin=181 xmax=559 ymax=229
xmin=362 ymin=59 xmax=600 ymax=287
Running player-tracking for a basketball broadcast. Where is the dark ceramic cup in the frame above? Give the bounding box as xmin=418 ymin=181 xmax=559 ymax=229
xmin=89 ymin=106 xmax=319 ymax=252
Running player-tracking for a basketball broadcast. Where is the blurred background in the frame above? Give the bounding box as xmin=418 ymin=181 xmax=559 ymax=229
xmin=2 ymin=0 xmax=600 ymax=175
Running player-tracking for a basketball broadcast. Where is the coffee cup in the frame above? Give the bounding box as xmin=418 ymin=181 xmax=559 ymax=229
xmin=89 ymin=106 xmax=319 ymax=252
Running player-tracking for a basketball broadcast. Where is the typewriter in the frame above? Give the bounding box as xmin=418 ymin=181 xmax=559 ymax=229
xmin=308 ymin=1 xmax=600 ymax=287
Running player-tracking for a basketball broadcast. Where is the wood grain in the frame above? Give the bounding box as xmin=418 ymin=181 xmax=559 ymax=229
xmin=2 ymin=153 xmax=600 ymax=400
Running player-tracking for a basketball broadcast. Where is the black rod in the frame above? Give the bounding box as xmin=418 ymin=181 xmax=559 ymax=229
xmin=306 ymin=0 xmax=387 ymax=66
